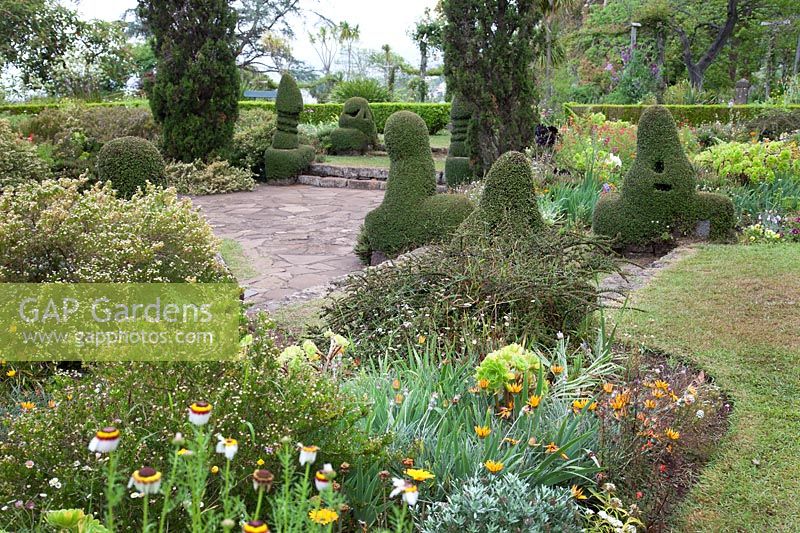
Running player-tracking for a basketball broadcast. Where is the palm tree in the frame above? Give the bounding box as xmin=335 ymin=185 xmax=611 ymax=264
xmin=339 ymin=22 xmax=360 ymax=80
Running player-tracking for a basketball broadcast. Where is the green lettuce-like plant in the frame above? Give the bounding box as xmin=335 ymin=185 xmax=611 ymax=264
xmin=475 ymin=343 xmax=542 ymax=392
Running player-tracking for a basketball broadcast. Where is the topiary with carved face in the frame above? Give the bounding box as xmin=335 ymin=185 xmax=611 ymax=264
xmin=338 ymin=97 xmax=378 ymax=146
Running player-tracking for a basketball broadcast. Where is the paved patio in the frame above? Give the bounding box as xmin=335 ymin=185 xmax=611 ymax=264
xmin=190 ymin=184 xmax=384 ymax=309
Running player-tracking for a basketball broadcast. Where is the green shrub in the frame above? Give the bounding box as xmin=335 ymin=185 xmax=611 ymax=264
xmin=743 ymin=108 xmax=800 ymax=140
xmin=445 ymin=95 xmax=474 ymax=186
xmin=362 ymin=111 xmax=474 ymax=258
xmin=421 ymin=474 xmax=582 ymax=533
xmin=330 ymin=78 xmax=391 ymax=103
xmin=0 ymin=179 xmax=229 ymax=282
xmin=96 ymin=136 xmax=165 ymax=198
xmin=165 ymin=159 xmax=255 ymax=195
xmin=693 ymin=140 xmax=800 ymax=184
xmin=230 ymin=108 xmax=276 ymax=180
xmin=142 ymin=0 xmax=240 ymax=161
xmin=457 ymin=151 xmax=544 ymax=240
xmin=329 ymin=97 xmax=379 ymax=154
xmin=264 ymin=74 xmax=315 ymax=181
xmin=592 ymin=106 xmax=735 ymax=246
xmin=0 ymin=120 xmax=50 ymax=189
xmin=299 ymin=121 xmax=339 ymax=153
xmin=326 ymin=230 xmax=615 ymax=358
xmin=564 ymin=103 xmax=800 ymax=125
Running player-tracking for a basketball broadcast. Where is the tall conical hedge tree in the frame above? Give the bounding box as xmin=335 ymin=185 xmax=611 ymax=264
xmin=138 ymin=0 xmax=240 ymax=162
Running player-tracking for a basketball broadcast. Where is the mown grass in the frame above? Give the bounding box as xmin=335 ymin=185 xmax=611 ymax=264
xmin=613 ymin=244 xmax=800 ymax=532
xmin=218 ymin=238 xmax=258 ymax=280
xmin=322 ymin=154 xmax=446 ymax=171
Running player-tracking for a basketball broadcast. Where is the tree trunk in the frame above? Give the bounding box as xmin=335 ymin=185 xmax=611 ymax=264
xmin=794 ymin=31 xmax=800 ymax=77
xmin=418 ymin=42 xmax=428 ymax=102
xmin=674 ymin=0 xmax=738 ymax=92
xmin=655 ymin=27 xmax=666 ymax=102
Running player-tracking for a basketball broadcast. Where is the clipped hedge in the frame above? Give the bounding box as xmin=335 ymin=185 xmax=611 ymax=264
xmin=2 ymin=100 xmax=452 ymax=134
xmin=564 ymin=103 xmax=800 ymax=126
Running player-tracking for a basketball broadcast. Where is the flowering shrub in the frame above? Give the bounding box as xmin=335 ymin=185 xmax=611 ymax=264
xmin=0 ymin=179 xmax=229 ymax=283
xmin=740 ymin=212 xmax=800 ymax=243
xmin=165 ymin=159 xmax=256 ymax=195
xmin=0 ymin=321 xmax=373 ymax=530
xmin=693 ymin=140 xmax=800 ymax=184
xmin=421 ymin=474 xmax=582 ymax=532
xmin=595 ymin=352 xmax=725 ymax=525
xmin=554 ymin=113 xmax=637 ymax=186
xmin=0 ymin=119 xmax=51 ymax=189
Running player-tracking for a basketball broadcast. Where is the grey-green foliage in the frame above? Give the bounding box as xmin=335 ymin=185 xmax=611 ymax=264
xmin=421 ymin=474 xmax=582 ymax=533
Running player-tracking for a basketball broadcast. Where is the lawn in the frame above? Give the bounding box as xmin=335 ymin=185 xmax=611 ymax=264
xmin=614 ymin=244 xmax=800 ymax=532
xmin=322 ymin=154 xmax=446 ymax=171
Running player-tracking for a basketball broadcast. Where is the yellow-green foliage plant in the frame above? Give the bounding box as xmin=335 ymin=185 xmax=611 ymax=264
xmin=329 ymin=97 xmax=379 ymax=154
xmin=444 ymin=95 xmax=474 ymax=186
xmin=362 ymin=111 xmax=474 ymax=259
xmin=592 ymin=105 xmax=734 ymax=247
xmin=264 ymin=73 xmax=315 ymax=181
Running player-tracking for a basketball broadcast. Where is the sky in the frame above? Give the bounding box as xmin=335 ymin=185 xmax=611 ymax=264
xmin=74 ymin=0 xmax=440 ymax=72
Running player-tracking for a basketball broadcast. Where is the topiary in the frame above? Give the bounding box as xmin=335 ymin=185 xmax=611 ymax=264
xmin=265 ymin=73 xmax=315 ymax=181
xmin=96 ymin=136 xmax=165 ymax=198
xmin=592 ymin=105 xmax=734 ymax=247
xmin=445 ymin=94 xmax=474 ymax=186
xmin=362 ymin=111 xmax=474 ymax=259
xmin=457 ymin=150 xmax=544 ymax=241
xmin=329 ymin=97 xmax=379 ymax=154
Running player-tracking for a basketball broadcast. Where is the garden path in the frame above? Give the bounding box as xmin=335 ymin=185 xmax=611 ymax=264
xmin=190 ymin=184 xmax=384 ymax=309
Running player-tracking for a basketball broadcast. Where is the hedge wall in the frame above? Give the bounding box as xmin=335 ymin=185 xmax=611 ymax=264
xmin=564 ymin=103 xmax=800 ymax=125
xmin=0 ymin=100 xmax=451 ymax=134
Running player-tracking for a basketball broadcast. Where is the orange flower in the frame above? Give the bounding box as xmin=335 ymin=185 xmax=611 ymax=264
xmin=551 ymin=365 xmax=564 ymax=375
xmin=571 ymin=485 xmax=588 ymax=500
xmin=505 ymin=382 xmax=523 ymax=394
xmin=545 ymin=442 xmax=559 ymax=454
xmin=654 ymin=380 xmax=669 ymax=391
xmin=653 ymin=390 xmax=666 ymax=399
xmin=474 ymin=426 xmax=491 ymax=438
xmin=644 ymin=399 xmax=656 ymax=409
xmin=394 ymin=393 xmax=404 ymax=404
xmin=665 ymin=428 xmax=680 ymax=441
xmin=484 ymin=460 xmax=504 ymax=474
xmin=527 ymin=395 xmax=542 ymax=409
xmin=497 ymin=405 xmax=513 ymax=419
xmin=391 ymin=378 xmax=401 ymax=390
xmin=610 ymin=392 xmax=629 ymax=411
xmin=572 ymin=399 xmax=589 ymax=413
xmin=477 ymin=379 xmax=490 ymax=390
xmin=502 ymin=437 xmax=520 ymax=445
xmin=20 ymin=401 xmax=35 ymax=411
xmin=602 ymin=383 xmax=614 ymax=394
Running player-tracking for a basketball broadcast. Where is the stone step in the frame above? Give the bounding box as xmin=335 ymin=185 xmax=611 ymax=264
xmin=307 ymin=163 xmax=446 ymax=184
xmin=298 ymin=174 xmax=447 ymax=193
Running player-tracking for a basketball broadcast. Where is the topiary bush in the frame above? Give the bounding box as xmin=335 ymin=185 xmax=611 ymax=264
xmin=0 ymin=178 xmax=230 ymax=283
xmin=457 ymin=150 xmax=544 ymax=241
xmin=592 ymin=105 xmax=735 ymax=247
xmin=165 ymin=159 xmax=255 ymax=195
xmin=96 ymin=136 xmax=165 ymax=198
xmin=0 ymin=120 xmax=50 ymax=189
xmin=264 ymin=74 xmax=315 ymax=181
xmin=445 ymin=95 xmax=474 ymax=186
xmin=362 ymin=111 xmax=474 ymax=259
xmin=329 ymin=97 xmax=379 ymax=154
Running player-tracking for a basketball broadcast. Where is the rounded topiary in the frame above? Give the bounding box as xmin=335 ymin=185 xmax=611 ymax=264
xmin=457 ymin=151 xmax=543 ymax=241
xmin=592 ymin=105 xmax=735 ymax=247
xmin=265 ymin=73 xmax=315 ymax=181
xmin=329 ymin=97 xmax=379 ymax=154
xmin=363 ymin=111 xmax=473 ymax=258
xmin=96 ymin=136 xmax=165 ymax=198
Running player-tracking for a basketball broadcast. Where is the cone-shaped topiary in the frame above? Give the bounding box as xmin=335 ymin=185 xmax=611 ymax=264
xmin=456 ymin=151 xmax=544 ymax=241
xmin=330 ymin=97 xmax=379 ymax=154
xmin=363 ymin=111 xmax=474 ymax=259
xmin=96 ymin=136 xmax=165 ymax=198
xmin=264 ymin=73 xmax=314 ymax=181
xmin=593 ymin=105 xmax=734 ymax=246
xmin=445 ymin=95 xmax=475 ymax=187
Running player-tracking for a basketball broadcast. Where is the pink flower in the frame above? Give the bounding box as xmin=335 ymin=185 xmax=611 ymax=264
xmin=24 ymin=460 xmax=34 ymax=469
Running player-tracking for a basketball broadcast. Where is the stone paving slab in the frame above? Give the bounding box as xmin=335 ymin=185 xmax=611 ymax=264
xmin=190 ymin=184 xmax=383 ymax=309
